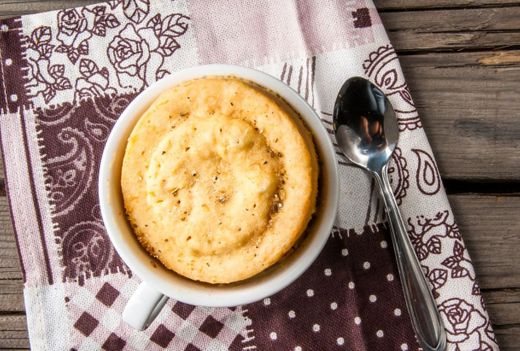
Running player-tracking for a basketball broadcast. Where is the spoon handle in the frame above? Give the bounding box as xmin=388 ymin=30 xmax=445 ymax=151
xmin=374 ymin=166 xmax=447 ymax=351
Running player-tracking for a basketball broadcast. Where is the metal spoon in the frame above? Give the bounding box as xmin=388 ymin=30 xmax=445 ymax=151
xmin=333 ymin=77 xmax=446 ymax=351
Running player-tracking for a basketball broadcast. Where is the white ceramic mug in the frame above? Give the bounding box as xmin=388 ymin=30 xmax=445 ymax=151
xmin=98 ymin=64 xmax=339 ymax=330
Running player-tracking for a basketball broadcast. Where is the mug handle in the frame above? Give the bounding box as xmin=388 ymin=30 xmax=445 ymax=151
xmin=122 ymin=282 xmax=169 ymax=330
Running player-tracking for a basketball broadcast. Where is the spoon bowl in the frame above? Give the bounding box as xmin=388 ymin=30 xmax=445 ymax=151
xmin=333 ymin=77 xmax=398 ymax=173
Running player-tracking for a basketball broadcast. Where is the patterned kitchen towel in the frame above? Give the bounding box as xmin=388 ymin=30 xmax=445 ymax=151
xmin=0 ymin=0 xmax=498 ymax=350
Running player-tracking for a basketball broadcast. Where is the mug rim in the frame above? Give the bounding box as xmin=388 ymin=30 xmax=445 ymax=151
xmin=98 ymin=64 xmax=339 ymax=307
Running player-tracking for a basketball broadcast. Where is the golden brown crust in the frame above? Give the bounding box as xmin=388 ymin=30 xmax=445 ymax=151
xmin=121 ymin=77 xmax=318 ymax=283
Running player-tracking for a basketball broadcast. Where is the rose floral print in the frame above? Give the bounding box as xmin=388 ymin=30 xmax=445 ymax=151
xmin=407 ymin=210 xmax=460 ymax=261
xmin=56 ymin=7 xmax=120 ymax=64
xmin=439 ymin=298 xmax=490 ymax=349
xmin=108 ymin=13 xmax=189 ymax=88
xmin=75 ymin=59 xmax=116 ymax=101
xmin=26 ymin=27 xmax=73 ymax=103
xmin=22 ymin=2 xmax=190 ymax=105
xmin=109 ymin=0 xmax=151 ymax=24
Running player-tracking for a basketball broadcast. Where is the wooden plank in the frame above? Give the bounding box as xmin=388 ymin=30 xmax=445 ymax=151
xmin=483 ymin=288 xmax=520 ymax=350
xmin=495 ymin=325 xmax=520 ymax=351
xmin=399 ymin=51 xmax=520 ymax=180
xmin=391 ymin=31 xmax=520 ymax=53
xmin=478 ymin=51 xmax=520 ymax=66
xmin=384 ymin=7 xmax=520 ymax=32
xmin=374 ymin=0 xmax=520 ymax=10
xmin=482 ymin=289 xmax=520 ymax=326
xmin=0 ymin=196 xmax=22 ymax=277
xmin=0 ymin=195 xmax=26 ymax=347
xmin=0 ymin=314 xmax=29 ymax=350
xmin=0 ymin=197 xmax=24 ymax=314
xmin=448 ymin=195 xmax=520 ymax=290
xmin=381 ymin=7 xmax=520 ymax=52
xmin=0 ymin=280 xmax=23 ymax=312
xmin=0 ymin=0 xmax=97 ymax=19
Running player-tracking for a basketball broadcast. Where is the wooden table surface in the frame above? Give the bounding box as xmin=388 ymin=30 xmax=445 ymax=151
xmin=0 ymin=0 xmax=519 ymax=350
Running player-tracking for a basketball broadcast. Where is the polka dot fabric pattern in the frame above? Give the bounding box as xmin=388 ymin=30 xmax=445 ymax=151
xmin=0 ymin=0 xmax=497 ymax=350
xmin=247 ymin=224 xmax=420 ymax=350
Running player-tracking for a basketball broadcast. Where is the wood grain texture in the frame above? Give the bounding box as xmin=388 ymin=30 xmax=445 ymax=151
xmin=494 ymin=326 xmax=520 ymax=351
xmin=483 ymin=289 xmax=520 ymax=326
xmin=0 ymin=314 xmax=29 ymax=350
xmin=383 ymin=8 xmax=520 ymax=52
xmin=449 ymin=195 xmax=520 ymax=289
xmin=400 ymin=51 xmax=520 ymax=180
xmin=0 ymin=0 xmax=97 ymax=18
xmin=0 ymin=197 xmax=24 ymax=314
xmin=374 ymin=0 xmax=519 ymax=10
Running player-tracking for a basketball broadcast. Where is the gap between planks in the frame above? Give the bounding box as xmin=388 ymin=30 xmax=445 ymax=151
xmin=374 ymin=0 xmax=520 ymax=11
